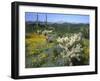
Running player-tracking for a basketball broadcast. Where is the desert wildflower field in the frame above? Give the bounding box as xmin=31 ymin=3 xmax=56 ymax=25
xmin=25 ymin=12 xmax=89 ymax=68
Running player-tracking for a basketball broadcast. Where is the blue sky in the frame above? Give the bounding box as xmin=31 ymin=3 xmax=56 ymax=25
xmin=25 ymin=12 xmax=89 ymax=24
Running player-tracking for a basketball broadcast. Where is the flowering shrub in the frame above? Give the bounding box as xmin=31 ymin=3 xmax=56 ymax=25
xmin=25 ymin=33 xmax=46 ymax=56
xmin=56 ymin=33 xmax=84 ymax=66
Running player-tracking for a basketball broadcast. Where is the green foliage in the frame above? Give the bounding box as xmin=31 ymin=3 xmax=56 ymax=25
xmin=81 ymin=39 xmax=89 ymax=64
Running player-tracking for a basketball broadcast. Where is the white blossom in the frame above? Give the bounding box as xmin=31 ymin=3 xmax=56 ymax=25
xmin=42 ymin=30 xmax=53 ymax=35
xmin=56 ymin=32 xmax=83 ymax=66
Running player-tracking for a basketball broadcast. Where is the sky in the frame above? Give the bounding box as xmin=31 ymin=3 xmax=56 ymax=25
xmin=25 ymin=12 xmax=89 ymax=24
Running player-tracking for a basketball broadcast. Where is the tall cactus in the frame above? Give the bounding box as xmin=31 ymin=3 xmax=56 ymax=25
xmin=36 ymin=13 xmax=38 ymax=28
xmin=45 ymin=13 xmax=48 ymax=28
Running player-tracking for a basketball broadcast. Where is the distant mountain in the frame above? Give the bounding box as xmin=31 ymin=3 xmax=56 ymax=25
xmin=26 ymin=21 xmax=89 ymax=26
xmin=26 ymin=21 xmax=89 ymax=34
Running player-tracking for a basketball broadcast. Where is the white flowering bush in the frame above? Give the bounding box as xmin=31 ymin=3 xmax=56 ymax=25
xmin=42 ymin=30 xmax=53 ymax=35
xmin=56 ymin=32 xmax=84 ymax=66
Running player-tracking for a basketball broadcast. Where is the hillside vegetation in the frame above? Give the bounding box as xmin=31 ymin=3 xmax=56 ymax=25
xmin=25 ymin=22 xmax=89 ymax=68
